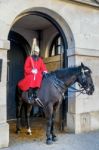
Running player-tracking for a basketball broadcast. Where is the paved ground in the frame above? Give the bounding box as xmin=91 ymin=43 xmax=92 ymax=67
xmin=1 ymin=119 xmax=99 ymax=150
xmin=2 ymin=131 xmax=99 ymax=150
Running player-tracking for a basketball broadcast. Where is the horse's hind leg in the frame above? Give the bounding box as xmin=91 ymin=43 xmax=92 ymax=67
xmin=26 ymin=104 xmax=32 ymax=135
xmin=16 ymin=99 xmax=22 ymax=134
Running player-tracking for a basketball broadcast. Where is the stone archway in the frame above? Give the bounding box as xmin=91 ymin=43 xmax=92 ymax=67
xmin=12 ymin=7 xmax=75 ymax=50
xmin=0 ymin=7 xmax=75 ymax=148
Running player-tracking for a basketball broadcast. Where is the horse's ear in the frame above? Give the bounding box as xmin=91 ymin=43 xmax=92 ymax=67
xmin=81 ymin=62 xmax=84 ymax=68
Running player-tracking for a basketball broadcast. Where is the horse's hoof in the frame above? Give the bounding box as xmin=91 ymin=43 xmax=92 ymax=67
xmin=46 ymin=138 xmax=53 ymax=145
xmin=15 ymin=130 xmax=20 ymax=134
xmin=27 ymin=132 xmax=32 ymax=135
xmin=52 ymin=135 xmax=58 ymax=142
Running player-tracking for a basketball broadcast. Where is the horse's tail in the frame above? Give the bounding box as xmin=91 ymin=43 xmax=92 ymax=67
xmin=15 ymin=84 xmax=22 ymax=116
xmin=15 ymin=84 xmax=18 ymax=102
xmin=15 ymin=83 xmax=22 ymax=98
xmin=15 ymin=84 xmax=20 ymax=102
xmin=15 ymin=84 xmax=27 ymax=125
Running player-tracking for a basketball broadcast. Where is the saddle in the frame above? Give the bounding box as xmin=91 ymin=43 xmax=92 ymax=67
xmin=21 ymin=90 xmax=44 ymax=108
xmin=21 ymin=91 xmax=34 ymax=104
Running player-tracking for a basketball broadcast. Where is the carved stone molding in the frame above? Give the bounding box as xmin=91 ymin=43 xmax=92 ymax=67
xmin=95 ymin=0 xmax=99 ymax=3
xmin=70 ymin=0 xmax=99 ymax=7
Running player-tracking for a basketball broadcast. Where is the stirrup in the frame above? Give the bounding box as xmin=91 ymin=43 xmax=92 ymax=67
xmin=34 ymin=97 xmax=44 ymax=108
xmin=28 ymin=95 xmax=32 ymax=100
xmin=28 ymin=94 xmax=34 ymax=100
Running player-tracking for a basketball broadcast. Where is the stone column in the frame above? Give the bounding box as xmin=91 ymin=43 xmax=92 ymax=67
xmin=67 ymin=47 xmax=99 ymax=133
xmin=66 ymin=48 xmax=76 ymax=132
xmin=0 ymin=40 xmax=10 ymax=148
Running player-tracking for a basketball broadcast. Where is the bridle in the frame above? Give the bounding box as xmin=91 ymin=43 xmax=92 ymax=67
xmin=69 ymin=68 xmax=91 ymax=95
xmin=58 ymin=68 xmax=91 ymax=98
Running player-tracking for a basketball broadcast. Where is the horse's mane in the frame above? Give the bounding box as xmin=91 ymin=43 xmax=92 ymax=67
xmin=50 ymin=66 xmax=81 ymax=77
xmin=49 ymin=64 xmax=91 ymax=77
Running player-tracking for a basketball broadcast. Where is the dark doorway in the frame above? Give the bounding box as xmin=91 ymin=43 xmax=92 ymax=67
xmin=7 ymin=12 xmax=68 ymax=130
xmin=7 ymin=31 xmax=30 ymax=120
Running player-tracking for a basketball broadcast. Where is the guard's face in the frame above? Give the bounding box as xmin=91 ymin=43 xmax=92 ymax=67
xmin=34 ymin=51 xmax=39 ymax=56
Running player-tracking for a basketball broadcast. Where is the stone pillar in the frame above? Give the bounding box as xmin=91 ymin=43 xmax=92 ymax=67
xmin=66 ymin=48 xmax=76 ymax=132
xmin=67 ymin=47 xmax=99 ymax=133
xmin=0 ymin=40 xmax=10 ymax=148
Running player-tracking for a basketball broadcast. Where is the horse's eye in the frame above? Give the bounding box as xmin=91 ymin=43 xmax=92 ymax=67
xmin=85 ymin=72 xmax=90 ymax=76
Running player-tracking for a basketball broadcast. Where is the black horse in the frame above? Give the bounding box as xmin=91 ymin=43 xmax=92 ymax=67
xmin=16 ymin=63 xmax=94 ymax=144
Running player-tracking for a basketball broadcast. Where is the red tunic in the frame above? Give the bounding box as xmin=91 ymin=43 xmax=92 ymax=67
xmin=18 ymin=56 xmax=48 ymax=91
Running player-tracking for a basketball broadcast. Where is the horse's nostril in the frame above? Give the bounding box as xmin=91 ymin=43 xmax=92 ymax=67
xmin=90 ymin=86 xmax=95 ymax=94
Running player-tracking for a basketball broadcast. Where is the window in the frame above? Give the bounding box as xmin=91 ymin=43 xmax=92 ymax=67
xmin=49 ymin=34 xmax=64 ymax=57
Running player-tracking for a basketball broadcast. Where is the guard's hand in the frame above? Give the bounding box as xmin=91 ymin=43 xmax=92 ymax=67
xmin=43 ymin=71 xmax=48 ymax=78
xmin=31 ymin=69 xmax=38 ymax=74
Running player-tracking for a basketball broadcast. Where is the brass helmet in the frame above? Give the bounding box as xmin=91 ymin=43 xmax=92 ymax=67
xmin=34 ymin=45 xmax=40 ymax=53
xmin=31 ymin=38 xmax=40 ymax=55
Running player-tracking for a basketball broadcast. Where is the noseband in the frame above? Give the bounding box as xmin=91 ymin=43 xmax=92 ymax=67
xmin=69 ymin=69 xmax=90 ymax=95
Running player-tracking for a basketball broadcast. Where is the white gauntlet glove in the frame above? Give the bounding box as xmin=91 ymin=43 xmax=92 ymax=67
xmin=43 ymin=71 xmax=48 ymax=78
xmin=31 ymin=68 xmax=38 ymax=74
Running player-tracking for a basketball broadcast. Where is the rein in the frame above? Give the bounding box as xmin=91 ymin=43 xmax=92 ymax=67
xmin=46 ymin=75 xmax=66 ymax=98
xmin=69 ymin=86 xmax=86 ymax=94
xmin=64 ymin=86 xmax=86 ymax=99
xmin=46 ymin=75 xmax=86 ymax=99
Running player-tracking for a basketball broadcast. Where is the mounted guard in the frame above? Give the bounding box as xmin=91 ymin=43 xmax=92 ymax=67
xmin=16 ymin=62 xmax=95 ymax=144
xmin=18 ymin=38 xmax=48 ymax=101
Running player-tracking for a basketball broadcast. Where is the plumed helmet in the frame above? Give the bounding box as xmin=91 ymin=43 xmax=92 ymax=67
xmin=31 ymin=38 xmax=40 ymax=55
xmin=34 ymin=46 xmax=40 ymax=53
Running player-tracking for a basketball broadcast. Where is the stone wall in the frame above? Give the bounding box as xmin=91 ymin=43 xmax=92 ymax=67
xmin=0 ymin=0 xmax=99 ymax=148
xmin=0 ymin=40 xmax=10 ymax=148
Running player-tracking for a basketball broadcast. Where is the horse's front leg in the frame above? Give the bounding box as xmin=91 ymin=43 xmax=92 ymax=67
xmin=45 ymin=104 xmax=53 ymax=144
xmin=16 ymin=99 xmax=22 ymax=134
xmin=51 ymin=111 xmax=57 ymax=142
xmin=26 ymin=104 xmax=32 ymax=135
xmin=46 ymin=116 xmax=53 ymax=144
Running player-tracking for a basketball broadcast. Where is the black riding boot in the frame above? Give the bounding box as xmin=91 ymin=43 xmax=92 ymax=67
xmin=33 ymin=88 xmax=38 ymax=99
xmin=28 ymin=88 xmax=33 ymax=100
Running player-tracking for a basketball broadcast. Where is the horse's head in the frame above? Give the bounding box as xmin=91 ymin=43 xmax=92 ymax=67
xmin=77 ymin=63 xmax=95 ymax=95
